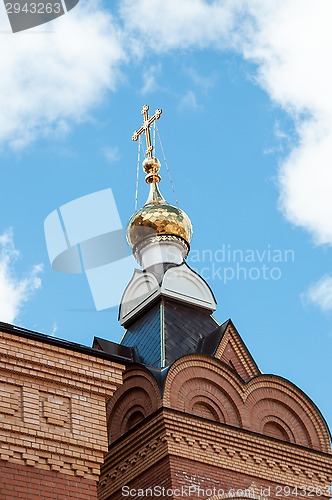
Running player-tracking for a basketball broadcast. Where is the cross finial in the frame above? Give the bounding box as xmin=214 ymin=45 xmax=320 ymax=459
xmin=132 ymin=105 xmax=162 ymax=158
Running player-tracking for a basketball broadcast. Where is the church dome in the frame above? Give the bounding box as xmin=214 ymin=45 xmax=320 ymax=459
xmin=127 ymin=199 xmax=192 ymax=250
xmin=126 ymin=157 xmax=193 ymax=256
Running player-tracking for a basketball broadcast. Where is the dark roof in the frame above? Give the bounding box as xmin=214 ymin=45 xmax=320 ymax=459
xmin=93 ymin=337 xmax=136 ymax=361
xmin=120 ymin=297 xmax=218 ymax=368
xmin=197 ymin=319 xmax=230 ymax=355
xmin=120 ymin=302 xmax=162 ymax=366
xmin=0 ymin=321 xmax=132 ymax=364
xmin=163 ymin=298 xmax=218 ymax=365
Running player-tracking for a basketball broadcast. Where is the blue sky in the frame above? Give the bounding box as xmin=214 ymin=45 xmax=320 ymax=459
xmin=0 ymin=1 xmax=332 ymax=430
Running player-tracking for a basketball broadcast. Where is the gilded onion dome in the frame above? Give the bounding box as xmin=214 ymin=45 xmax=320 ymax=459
xmin=126 ymin=157 xmax=193 ymax=260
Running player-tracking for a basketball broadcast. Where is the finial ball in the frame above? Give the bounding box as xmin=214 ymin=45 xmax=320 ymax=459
xmin=142 ymin=156 xmax=161 ymax=173
xmin=142 ymin=157 xmax=161 ymax=184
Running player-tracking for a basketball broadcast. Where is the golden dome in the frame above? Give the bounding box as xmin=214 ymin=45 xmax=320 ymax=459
xmin=127 ymin=198 xmax=192 ymax=250
xmin=126 ymin=157 xmax=193 ymax=253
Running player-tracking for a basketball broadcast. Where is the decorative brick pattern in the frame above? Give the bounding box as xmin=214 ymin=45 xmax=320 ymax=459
xmin=100 ymin=411 xmax=168 ymax=499
xmin=0 ymin=328 xmax=125 ymax=497
xmin=2 ymin=318 xmax=331 ymax=500
xmin=214 ymin=322 xmax=260 ymax=380
xmin=0 ymin=381 xmax=22 ymax=418
xmin=107 ymin=366 xmax=161 ymax=444
xmin=163 ymin=355 xmax=331 ymax=453
xmin=100 ymin=456 xmax=173 ymax=500
xmin=101 ymin=408 xmax=332 ymax=499
xmin=41 ymin=393 xmax=71 ymax=428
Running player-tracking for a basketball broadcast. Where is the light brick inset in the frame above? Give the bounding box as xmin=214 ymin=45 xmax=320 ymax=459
xmin=0 ymin=381 xmax=22 ymax=418
xmin=41 ymin=393 xmax=71 ymax=428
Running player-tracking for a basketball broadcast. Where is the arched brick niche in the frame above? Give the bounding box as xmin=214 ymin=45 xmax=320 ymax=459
xmin=162 ymin=354 xmax=331 ymax=453
xmin=245 ymin=377 xmax=331 ymax=453
xmin=163 ymin=355 xmax=243 ymax=427
xmin=262 ymin=418 xmax=294 ymax=442
xmin=190 ymin=398 xmax=223 ymax=422
xmin=106 ymin=366 xmax=161 ymax=445
xmin=249 ymin=398 xmax=301 ymax=445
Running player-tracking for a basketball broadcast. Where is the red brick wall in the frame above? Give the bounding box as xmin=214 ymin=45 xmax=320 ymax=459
xmin=0 ymin=460 xmax=97 ymax=500
xmin=100 ymin=407 xmax=332 ymax=500
xmin=0 ymin=329 xmax=125 ymax=487
xmin=98 ymin=456 xmax=172 ymax=500
xmin=99 ymin=452 xmax=330 ymax=500
xmin=168 ymin=455 xmax=328 ymax=500
xmin=107 ymin=367 xmax=161 ymax=445
xmin=164 ymin=355 xmax=331 ymax=453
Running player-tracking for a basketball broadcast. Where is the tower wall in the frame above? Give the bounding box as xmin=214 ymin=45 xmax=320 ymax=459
xmin=0 ymin=326 xmax=125 ymax=500
xmin=101 ymin=409 xmax=332 ymax=500
xmin=102 ymin=357 xmax=332 ymax=500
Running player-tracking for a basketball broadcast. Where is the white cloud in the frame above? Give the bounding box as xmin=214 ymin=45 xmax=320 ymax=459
xmin=141 ymin=63 xmax=162 ymax=94
xmin=119 ymin=0 xmax=238 ymax=52
xmin=50 ymin=321 xmax=58 ymax=337
xmin=0 ymin=0 xmax=125 ymax=149
xmin=120 ymin=0 xmax=332 ymax=247
xmin=179 ymin=90 xmax=202 ymax=112
xmin=0 ymin=229 xmax=43 ymax=323
xmin=185 ymin=67 xmax=217 ymax=93
xmin=302 ymin=275 xmax=332 ymax=313
xmin=239 ymin=1 xmax=332 ymax=246
xmin=103 ymin=145 xmax=121 ymax=163
xmin=1 ymin=0 xmax=332 ymax=249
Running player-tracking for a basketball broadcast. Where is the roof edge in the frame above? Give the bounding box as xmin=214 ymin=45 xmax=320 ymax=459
xmin=0 ymin=321 xmax=131 ymax=365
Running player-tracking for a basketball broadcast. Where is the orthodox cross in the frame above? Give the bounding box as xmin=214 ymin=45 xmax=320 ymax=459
xmin=132 ymin=105 xmax=162 ymax=158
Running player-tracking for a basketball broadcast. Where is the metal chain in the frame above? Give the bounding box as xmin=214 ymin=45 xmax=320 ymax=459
xmin=135 ymin=136 xmax=141 ymax=211
xmin=155 ymin=123 xmax=179 ymax=207
xmin=153 ymin=121 xmax=156 ymax=152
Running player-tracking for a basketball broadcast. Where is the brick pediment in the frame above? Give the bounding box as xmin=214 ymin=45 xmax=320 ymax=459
xmin=213 ymin=321 xmax=260 ymax=381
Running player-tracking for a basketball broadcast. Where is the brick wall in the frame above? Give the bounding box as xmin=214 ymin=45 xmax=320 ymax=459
xmin=0 ymin=460 xmax=97 ymax=500
xmin=169 ymin=455 xmax=330 ymax=500
xmin=102 ymin=354 xmax=332 ymax=499
xmin=101 ymin=408 xmax=332 ymax=500
xmin=0 ymin=328 xmax=125 ymax=499
xmin=102 ymin=456 xmax=172 ymax=500
xmin=163 ymin=355 xmax=331 ymax=453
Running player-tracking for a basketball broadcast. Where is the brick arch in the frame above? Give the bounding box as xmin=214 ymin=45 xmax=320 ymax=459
xmin=106 ymin=366 xmax=161 ymax=444
xmin=163 ymin=356 xmax=331 ymax=453
xmin=182 ymin=380 xmax=239 ymax=424
xmin=190 ymin=396 xmax=225 ymax=423
xmin=250 ymin=397 xmax=309 ymax=446
xmin=122 ymin=408 xmax=145 ymax=432
xmin=245 ymin=376 xmax=331 ymax=452
xmin=164 ymin=355 xmax=244 ymax=427
xmin=261 ymin=415 xmax=295 ymax=443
